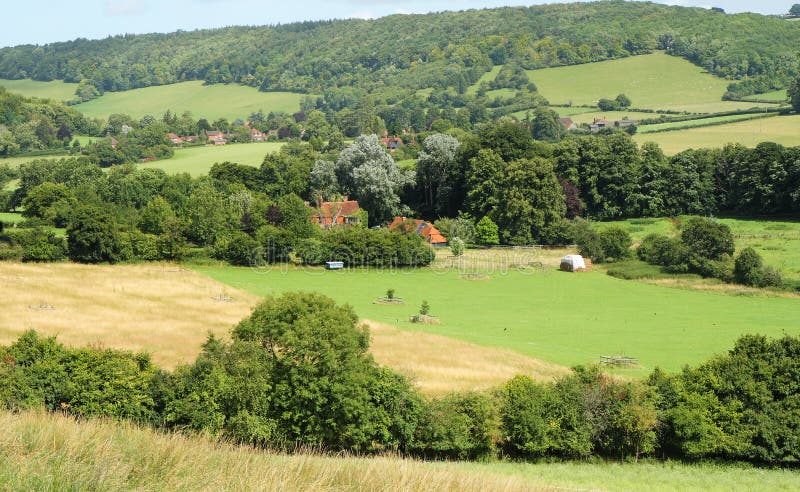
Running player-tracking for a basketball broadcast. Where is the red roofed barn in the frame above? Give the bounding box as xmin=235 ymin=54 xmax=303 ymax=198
xmin=310 ymin=197 xmax=362 ymax=227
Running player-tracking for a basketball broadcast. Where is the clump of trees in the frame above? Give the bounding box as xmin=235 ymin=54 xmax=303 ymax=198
xmin=597 ymin=94 xmax=632 ymax=111
xmin=2 ymin=292 xmax=799 ymax=465
xmin=636 ymin=217 xmax=782 ymax=288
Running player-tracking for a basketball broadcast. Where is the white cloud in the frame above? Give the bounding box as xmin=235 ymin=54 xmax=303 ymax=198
xmin=104 ymin=0 xmax=147 ymax=16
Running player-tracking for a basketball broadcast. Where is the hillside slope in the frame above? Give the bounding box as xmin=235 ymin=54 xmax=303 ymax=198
xmin=1 ymin=2 xmax=798 ymax=99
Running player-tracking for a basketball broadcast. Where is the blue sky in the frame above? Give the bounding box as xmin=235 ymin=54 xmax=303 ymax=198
xmin=1 ymin=1 xmax=794 ymax=48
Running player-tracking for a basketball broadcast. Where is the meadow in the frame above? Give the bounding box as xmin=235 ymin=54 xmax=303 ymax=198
xmin=72 ymin=81 xmax=305 ymax=121
xmin=0 ymin=262 xmax=560 ymax=392
xmin=465 ymin=65 xmax=502 ymax=95
xmin=637 ymin=112 xmax=778 ymax=134
xmin=594 ymin=217 xmax=800 ymax=282
xmin=526 ymin=52 xmax=778 ymax=113
xmin=634 ymin=114 xmax=800 ymax=154
xmin=139 ymin=142 xmax=285 ymax=176
xmin=195 ymin=256 xmax=800 ymax=377
xmin=7 ymin=411 xmax=800 ymax=492
xmin=0 ymin=78 xmax=78 ymax=101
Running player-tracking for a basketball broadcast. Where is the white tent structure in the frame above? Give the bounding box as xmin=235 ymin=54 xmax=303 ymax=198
xmin=560 ymin=254 xmax=587 ymax=272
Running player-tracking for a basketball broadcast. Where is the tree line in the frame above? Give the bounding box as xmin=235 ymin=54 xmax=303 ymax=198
xmin=0 ymin=2 xmax=797 ymax=107
xmin=1 ymin=292 xmax=798 ymax=465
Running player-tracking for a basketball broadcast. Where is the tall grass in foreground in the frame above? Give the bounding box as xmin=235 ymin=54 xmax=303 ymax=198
xmin=0 ymin=412 xmax=543 ymax=492
xmin=2 ymin=411 xmax=799 ymax=491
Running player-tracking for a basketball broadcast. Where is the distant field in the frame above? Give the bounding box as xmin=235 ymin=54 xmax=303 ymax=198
xmin=73 ymin=81 xmax=305 ymax=121
xmin=638 ymin=113 xmax=776 ymax=134
xmin=466 ymin=65 xmax=502 ymax=95
xmin=567 ymin=111 xmax=663 ymax=125
xmin=635 ymin=114 xmax=800 ymax=153
xmin=485 ymin=88 xmax=517 ymax=100
xmin=527 ymin=52 xmax=777 ymax=113
xmin=197 ymin=259 xmax=800 ymax=376
xmin=139 ymin=142 xmax=284 ymax=176
xmin=594 ymin=217 xmax=800 ymax=281
xmin=0 ymin=212 xmax=23 ymax=224
xmin=740 ymin=89 xmax=788 ymax=103
xmin=0 ymin=78 xmax=78 ymax=101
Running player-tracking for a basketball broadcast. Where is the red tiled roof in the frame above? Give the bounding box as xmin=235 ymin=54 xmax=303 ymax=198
xmin=389 ymin=217 xmax=447 ymax=244
xmin=311 ymin=198 xmax=361 ymax=225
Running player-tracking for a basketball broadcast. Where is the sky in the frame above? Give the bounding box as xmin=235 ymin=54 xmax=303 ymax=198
xmin=1 ymin=0 xmax=795 ymax=48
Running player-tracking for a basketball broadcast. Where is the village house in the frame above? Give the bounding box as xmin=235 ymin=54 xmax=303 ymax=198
xmin=110 ymin=137 xmax=118 ymax=149
xmin=167 ymin=133 xmax=184 ymax=146
xmin=250 ymin=128 xmax=265 ymax=142
xmin=389 ymin=217 xmax=448 ymax=246
xmin=310 ymin=197 xmax=362 ymax=227
xmin=205 ymin=130 xmax=227 ymax=145
xmin=380 ymin=137 xmax=403 ymax=151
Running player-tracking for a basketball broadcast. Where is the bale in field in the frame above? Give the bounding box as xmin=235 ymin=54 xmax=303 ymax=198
xmin=560 ymin=254 xmax=591 ymax=272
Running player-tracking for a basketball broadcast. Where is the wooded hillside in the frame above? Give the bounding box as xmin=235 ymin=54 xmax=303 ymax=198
xmin=1 ymin=2 xmax=798 ymax=100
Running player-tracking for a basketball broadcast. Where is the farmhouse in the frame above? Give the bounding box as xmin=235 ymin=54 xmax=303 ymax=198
xmin=559 ymin=117 xmax=578 ymax=131
xmin=589 ymin=118 xmax=612 ymax=132
xmin=389 ymin=217 xmax=448 ymax=246
xmin=380 ymin=137 xmax=403 ymax=151
xmin=167 ymin=133 xmax=184 ymax=146
xmin=250 ymin=128 xmax=265 ymax=142
xmin=110 ymin=137 xmax=118 ymax=149
xmin=310 ymin=197 xmax=362 ymax=227
xmin=206 ymin=130 xmax=227 ymax=145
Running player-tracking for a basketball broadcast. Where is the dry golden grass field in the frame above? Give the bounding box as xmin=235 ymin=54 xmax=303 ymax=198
xmin=0 ymin=262 xmax=566 ymax=392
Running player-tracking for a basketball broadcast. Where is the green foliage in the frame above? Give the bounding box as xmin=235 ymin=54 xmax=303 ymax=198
xmin=12 ymin=227 xmax=67 ymax=262
xmin=413 ymin=392 xmax=500 ymax=460
xmin=449 ymin=237 xmax=465 ymax=257
xmin=681 ymin=217 xmax=734 ymax=261
xmin=597 ymin=226 xmax=633 ymax=262
xmin=66 ymin=205 xmax=127 ymax=263
xmin=297 ymin=227 xmax=435 ymax=268
xmin=734 ymin=247 xmax=782 ymax=288
xmin=474 ymin=216 xmax=499 ymax=246
xmin=419 ymin=300 xmax=430 ymax=316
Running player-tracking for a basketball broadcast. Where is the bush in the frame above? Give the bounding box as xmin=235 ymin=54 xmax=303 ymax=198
xmin=734 ymin=247 xmax=763 ymax=286
xmin=298 ymin=228 xmax=435 ymax=268
xmin=11 ymin=227 xmax=67 ymax=262
xmin=449 ymin=237 xmax=465 ymax=256
xmin=571 ymin=219 xmax=604 ymax=262
xmin=598 ymin=226 xmax=632 ymax=261
xmin=758 ymin=266 xmax=782 ymax=288
xmin=66 ymin=205 xmax=126 ymax=264
xmin=474 ymin=216 xmax=499 ymax=246
xmin=413 ymin=392 xmax=500 ymax=460
xmin=681 ymin=217 xmax=734 ymax=261
xmin=215 ymin=231 xmax=261 ymax=266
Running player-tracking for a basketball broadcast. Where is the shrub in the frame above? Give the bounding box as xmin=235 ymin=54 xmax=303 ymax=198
xmin=571 ymin=219 xmax=604 ymax=262
xmin=758 ymin=266 xmax=782 ymax=288
xmin=413 ymin=392 xmax=501 ymax=460
xmin=66 ymin=205 xmax=126 ymax=264
xmin=598 ymin=226 xmax=632 ymax=261
xmin=12 ymin=227 xmax=66 ymax=262
xmin=474 ymin=216 xmax=499 ymax=246
xmin=734 ymin=247 xmax=763 ymax=286
xmin=681 ymin=217 xmax=734 ymax=261
xmin=215 ymin=231 xmax=261 ymax=266
xmin=449 ymin=237 xmax=465 ymax=256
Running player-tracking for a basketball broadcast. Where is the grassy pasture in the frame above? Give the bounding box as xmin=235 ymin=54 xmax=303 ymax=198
xmin=5 ymin=411 xmax=800 ymax=491
xmin=73 ymin=81 xmax=305 ymax=121
xmin=0 ymin=262 xmax=560 ymax=392
xmin=634 ymin=114 xmax=800 ymax=154
xmin=139 ymin=142 xmax=284 ymax=176
xmin=0 ymin=212 xmax=23 ymax=224
xmin=466 ymin=65 xmax=502 ymax=95
xmin=637 ymin=112 xmax=777 ymax=134
xmin=594 ymin=217 xmax=800 ymax=282
xmin=527 ymin=52 xmax=778 ymax=113
xmin=196 ymin=256 xmax=800 ymax=376
xmin=0 ymin=78 xmax=79 ymax=101
xmin=740 ymin=89 xmax=788 ymax=103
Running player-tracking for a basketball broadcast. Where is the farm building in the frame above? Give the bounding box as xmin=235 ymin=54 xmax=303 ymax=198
xmin=380 ymin=137 xmax=403 ymax=151
xmin=559 ymin=117 xmax=578 ymax=131
xmin=615 ymin=118 xmax=638 ymax=128
xmin=390 ymin=217 xmax=448 ymax=246
xmin=310 ymin=197 xmax=362 ymax=228
xmin=589 ymin=118 xmax=612 ymax=132
xmin=560 ymin=254 xmax=592 ymax=272
xmin=205 ymin=130 xmax=227 ymax=145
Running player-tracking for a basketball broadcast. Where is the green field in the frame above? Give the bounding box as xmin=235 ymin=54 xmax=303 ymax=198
xmin=0 ymin=212 xmax=23 ymax=224
xmin=466 ymin=65 xmax=502 ymax=95
xmin=635 ymin=114 xmax=800 ymax=154
xmin=595 ymin=217 xmax=800 ymax=281
xmin=0 ymin=78 xmax=79 ymax=101
xmin=638 ymin=113 xmax=777 ymax=134
xmin=139 ymin=142 xmax=284 ymax=176
xmin=196 ymin=261 xmax=799 ymax=376
xmin=527 ymin=52 xmax=778 ymax=113
xmin=740 ymin=90 xmax=788 ymax=103
xmin=73 ymin=81 xmax=305 ymax=121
